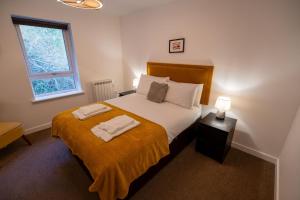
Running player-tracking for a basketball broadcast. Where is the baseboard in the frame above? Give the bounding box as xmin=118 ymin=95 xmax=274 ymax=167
xmin=232 ymin=142 xmax=278 ymax=164
xmin=24 ymin=122 xmax=52 ymax=135
xmin=275 ymin=159 xmax=280 ymax=200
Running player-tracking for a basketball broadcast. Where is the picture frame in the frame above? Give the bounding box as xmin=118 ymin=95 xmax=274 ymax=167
xmin=169 ymin=38 xmax=185 ymax=53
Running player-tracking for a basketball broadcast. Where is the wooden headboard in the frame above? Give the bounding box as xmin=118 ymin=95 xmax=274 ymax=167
xmin=147 ymin=62 xmax=214 ymax=105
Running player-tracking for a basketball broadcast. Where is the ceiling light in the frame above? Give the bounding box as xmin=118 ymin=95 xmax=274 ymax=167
xmin=57 ymin=0 xmax=103 ymax=10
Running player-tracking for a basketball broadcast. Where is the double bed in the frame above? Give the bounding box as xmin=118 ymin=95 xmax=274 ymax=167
xmin=107 ymin=93 xmax=202 ymax=143
xmin=52 ymin=62 xmax=214 ymax=200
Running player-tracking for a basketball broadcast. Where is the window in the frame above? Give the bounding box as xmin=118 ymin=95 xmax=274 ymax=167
xmin=12 ymin=16 xmax=82 ymax=102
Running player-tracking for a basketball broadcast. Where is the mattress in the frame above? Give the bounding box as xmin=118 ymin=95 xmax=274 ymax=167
xmin=106 ymin=93 xmax=202 ymax=143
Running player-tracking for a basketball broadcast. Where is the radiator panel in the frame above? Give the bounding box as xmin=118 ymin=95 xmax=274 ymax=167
xmin=93 ymin=79 xmax=117 ymax=102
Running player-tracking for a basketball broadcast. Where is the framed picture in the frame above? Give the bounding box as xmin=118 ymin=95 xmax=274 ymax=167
xmin=169 ymin=38 xmax=185 ymax=53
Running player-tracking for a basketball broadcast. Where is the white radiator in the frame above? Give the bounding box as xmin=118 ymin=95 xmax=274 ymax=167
xmin=92 ymin=79 xmax=117 ymax=102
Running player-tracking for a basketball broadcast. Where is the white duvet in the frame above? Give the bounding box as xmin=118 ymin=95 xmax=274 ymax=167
xmin=106 ymin=93 xmax=202 ymax=143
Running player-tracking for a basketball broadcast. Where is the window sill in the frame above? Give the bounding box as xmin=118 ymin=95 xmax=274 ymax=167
xmin=32 ymin=90 xmax=84 ymax=103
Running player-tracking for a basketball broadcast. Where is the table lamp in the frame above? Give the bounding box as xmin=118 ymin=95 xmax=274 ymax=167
xmin=215 ymin=96 xmax=231 ymax=120
xmin=132 ymin=78 xmax=139 ymax=89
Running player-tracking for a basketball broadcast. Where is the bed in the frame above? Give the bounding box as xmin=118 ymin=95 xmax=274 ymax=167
xmin=52 ymin=62 xmax=214 ymax=200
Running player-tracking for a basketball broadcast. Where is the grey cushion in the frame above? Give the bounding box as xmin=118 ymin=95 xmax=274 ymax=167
xmin=147 ymin=81 xmax=169 ymax=103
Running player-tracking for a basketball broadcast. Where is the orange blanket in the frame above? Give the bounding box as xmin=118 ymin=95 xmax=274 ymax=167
xmin=52 ymin=103 xmax=170 ymax=200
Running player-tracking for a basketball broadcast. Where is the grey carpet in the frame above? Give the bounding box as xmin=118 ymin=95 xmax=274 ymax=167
xmin=0 ymin=129 xmax=275 ymax=200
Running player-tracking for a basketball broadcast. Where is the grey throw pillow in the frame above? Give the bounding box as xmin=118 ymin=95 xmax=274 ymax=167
xmin=147 ymin=81 xmax=169 ymax=103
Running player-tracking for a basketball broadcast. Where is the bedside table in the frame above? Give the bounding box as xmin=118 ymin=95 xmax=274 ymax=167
xmin=119 ymin=90 xmax=136 ymax=97
xmin=195 ymin=112 xmax=237 ymax=163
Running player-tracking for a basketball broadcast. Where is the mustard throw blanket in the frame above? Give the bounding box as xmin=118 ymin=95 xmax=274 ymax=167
xmin=52 ymin=103 xmax=170 ymax=200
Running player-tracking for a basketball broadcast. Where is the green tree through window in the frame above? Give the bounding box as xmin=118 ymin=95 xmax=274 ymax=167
xmin=13 ymin=16 xmax=82 ymax=101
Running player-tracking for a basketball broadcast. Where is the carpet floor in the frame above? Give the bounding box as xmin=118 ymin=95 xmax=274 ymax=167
xmin=0 ymin=129 xmax=275 ymax=200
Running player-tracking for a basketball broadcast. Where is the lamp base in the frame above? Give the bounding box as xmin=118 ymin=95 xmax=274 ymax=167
xmin=216 ymin=111 xmax=225 ymax=120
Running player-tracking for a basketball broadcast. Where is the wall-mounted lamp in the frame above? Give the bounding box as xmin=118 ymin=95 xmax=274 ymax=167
xmin=215 ymin=96 xmax=231 ymax=120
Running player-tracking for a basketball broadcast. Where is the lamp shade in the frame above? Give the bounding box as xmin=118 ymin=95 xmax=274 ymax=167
xmin=215 ymin=96 xmax=231 ymax=111
xmin=132 ymin=78 xmax=139 ymax=89
xmin=57 ymin=0 xmax=103 ymax=10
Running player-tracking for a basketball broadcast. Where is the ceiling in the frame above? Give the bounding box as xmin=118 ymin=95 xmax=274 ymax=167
xmin=100 ymin=0 xmax=178 ymax=16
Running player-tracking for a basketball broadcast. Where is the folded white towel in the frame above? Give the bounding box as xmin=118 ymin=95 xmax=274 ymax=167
xmin=98 ymin=115 xmax=135 ymax=134
xmin=79 ymin=104 xmax=107 ymax=116
xmin=72 ymin=104 xmax=112 ymax=120
xmin=91 ymin=115 xmax=140 ymax=142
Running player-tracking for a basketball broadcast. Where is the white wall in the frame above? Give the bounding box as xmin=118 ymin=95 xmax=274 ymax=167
xmin=279 ymin=106 xmax=300 ymax=200
xmin=120 ymin=0 xmax=300 ymax=157
xmin=0 ymin=0 xmax=123 ymax=132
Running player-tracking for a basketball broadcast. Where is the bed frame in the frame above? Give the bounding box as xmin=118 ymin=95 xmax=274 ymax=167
xmin=76 ymin=62 xmax=214 ymax=199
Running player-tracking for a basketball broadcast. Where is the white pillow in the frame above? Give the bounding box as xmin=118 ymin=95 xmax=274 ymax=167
xmin=165 ymin=81 xmax=200 ymax=109
xmin=136 ymin=75 xmax=169 ymax=95
xmin=193 ymin=84 xmax=204 ymax=107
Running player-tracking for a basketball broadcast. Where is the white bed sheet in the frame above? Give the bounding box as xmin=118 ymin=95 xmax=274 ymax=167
xmin=106 ymin=93 xmax=202 ymax=143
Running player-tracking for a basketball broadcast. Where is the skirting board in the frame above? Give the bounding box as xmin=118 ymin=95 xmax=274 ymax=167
xmin=275 ymin=159 xmax=280 ymax=200
xmin=24 ymin=122 xmax=52 ymax=135
xmin=232 ymin=142 xmax=278 ymax=164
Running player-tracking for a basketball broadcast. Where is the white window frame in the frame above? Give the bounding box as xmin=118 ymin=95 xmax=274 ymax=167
xmin=14 ymin=17 xmax=83 ymax=102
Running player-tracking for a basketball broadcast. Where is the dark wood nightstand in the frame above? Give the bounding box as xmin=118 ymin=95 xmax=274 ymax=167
xmin=119 ymin=90 xmax=136 ymax=97
xmin=195 ymin=112 xmax=237 ymax=163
